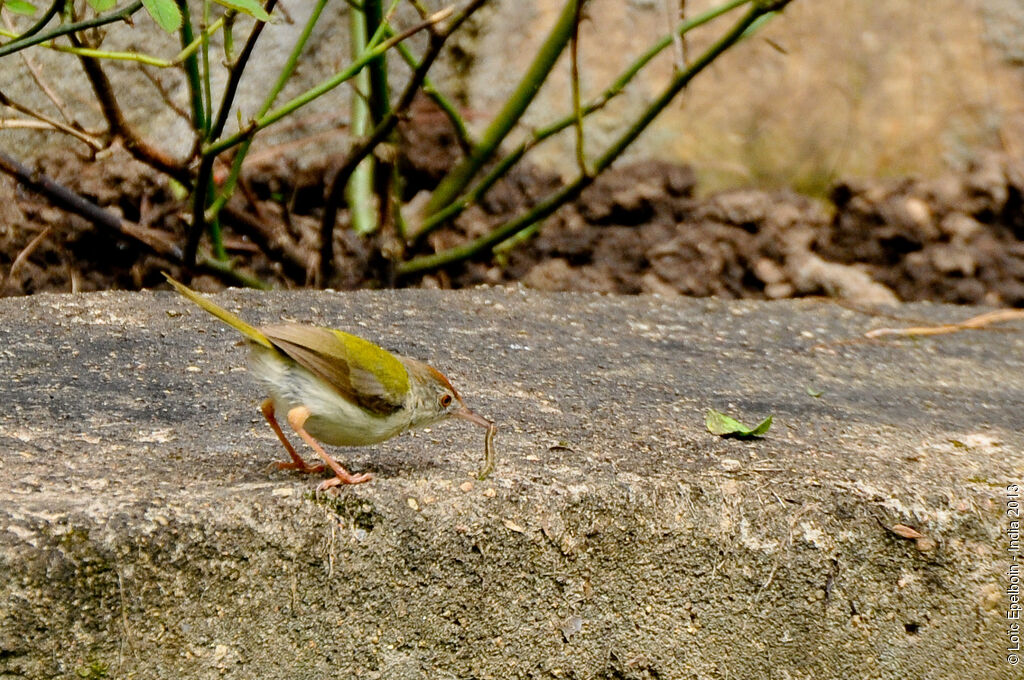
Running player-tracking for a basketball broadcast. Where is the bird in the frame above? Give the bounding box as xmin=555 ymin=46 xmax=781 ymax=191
xmin=164 ymin=274 xmax=495 ymax=490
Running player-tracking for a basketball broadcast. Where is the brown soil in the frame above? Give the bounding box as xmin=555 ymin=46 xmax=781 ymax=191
xmin=2 ymin=124 xmax=1024 ymax=307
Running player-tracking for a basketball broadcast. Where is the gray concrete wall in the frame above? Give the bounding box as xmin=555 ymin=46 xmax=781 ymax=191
xmin=0 ymin=288 xmax=1020 ymax=677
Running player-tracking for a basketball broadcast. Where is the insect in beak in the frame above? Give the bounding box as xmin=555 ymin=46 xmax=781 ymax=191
xmin=454 ymin=407 xmax=497 ymax=481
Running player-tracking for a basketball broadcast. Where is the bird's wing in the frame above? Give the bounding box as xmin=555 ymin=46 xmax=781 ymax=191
xmin=261 ymin=324 xmax=409 ymax=415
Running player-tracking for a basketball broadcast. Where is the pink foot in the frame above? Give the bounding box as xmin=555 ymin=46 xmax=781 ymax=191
xmin=316 ymin=472 xmax=375 ymax=492
xmin=275 ymin=460 xmax=326 ymax=474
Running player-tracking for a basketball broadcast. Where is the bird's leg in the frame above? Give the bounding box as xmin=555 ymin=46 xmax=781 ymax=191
xmin=286 ymin=405 xmax=374 ymax=489
xmin=261 ymin=398 xmax=325 ymax=474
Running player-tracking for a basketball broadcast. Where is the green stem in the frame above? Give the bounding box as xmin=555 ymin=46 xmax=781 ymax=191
xmin=0 ymin=1 xmax=144 ymax=58
xmin=411 ymin=0 xmax=748 ymax=242
xmin=222 ymin=11 xmax=235 ymax=61
xmin=347 ymin=3 xmax=377 ymax=235
xmin=34 ymin=15 xmax=227 ymax=67
xmin=414 ymin=147 xmax=525 ymax=237
xmin=185 ymin=0 xmax=278 ymax=268
xmin=423 ymin=0 xmax=583 ymax=218
xmin=364 ymin=0 xmax=390 ymax=126
xmin=177 ymin=2 xmax=207 ymax=133
xmin=392 ymin=38 xmax=473 ymax=150
xmin=16 ymin=0 xmax=62 ymax=41
xmin=397 ymin=3 xmax=765 ymax=277
xmin=398 ymin=180 xmax=583 ymax=277
xmin=202 ymin=19 xmax=420 ymax=158
xmin=201 ymin=1 xmax=214 ymax=139
xmin=206 ymin=0 xmax=327 ymax=222
xmin=570 ymin=0 xmax=587 ymax=176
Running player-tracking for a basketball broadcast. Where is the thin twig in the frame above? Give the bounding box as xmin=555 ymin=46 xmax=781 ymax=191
xmin=0 ymin=119 xmax=56 ymax=132
xmin=138 ymin=66 xmax=192 ymax=124
xmin=69 ymin=32 xmax=192 ymax=185
xmin=2 ymin=10 xmax=76 ymax=124
xmin=0 ymin=1 xmax=144 ymax=59
xmin=864 ymin=310 xmax=1024 ymax=338
xmin=0 ymin=149 xmax=182 ymax=260
xmin=0 ymin=90 xmax=103 ymax=150
xmin=184 ymin=0 xmax=279 ymax=271
xmin=570 ymin=0 xmax=588 ymax=176
xmin=398 ymin=1 xmax=768 ymax=276
xmin=381 ymin=2 xmax=473 ymax=150
xmin=392 ymin=38 xmax=474 ymax=152
xmin=0 ymin=226 xmax=51 ymax=294
xmin=679 ymin=0 xmax=690 ymax=64
xmin=210 ymin=1 xmax=278 ymax=143
xmin=665 ymin=0 xmax=686 ymax=70
xmin=318 ymin=0 xmax=485 ymax=284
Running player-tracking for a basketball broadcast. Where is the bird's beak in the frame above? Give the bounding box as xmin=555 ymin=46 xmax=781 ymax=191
xmin=455 ymin=407 xmax=492 ymax=429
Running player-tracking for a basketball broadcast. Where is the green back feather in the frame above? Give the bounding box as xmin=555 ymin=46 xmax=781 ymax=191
xmin=262 ymin=325 xmax=410 ymax=415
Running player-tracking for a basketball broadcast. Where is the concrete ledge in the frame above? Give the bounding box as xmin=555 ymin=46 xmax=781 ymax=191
xmin=1 ymin=289 xmax=1021 ymax=678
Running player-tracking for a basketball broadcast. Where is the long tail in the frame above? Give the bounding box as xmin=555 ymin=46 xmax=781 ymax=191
xmin=163 ymin=273 xmax=274 ymax=349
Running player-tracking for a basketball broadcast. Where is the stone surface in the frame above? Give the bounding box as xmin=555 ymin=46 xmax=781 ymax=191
xmin=0 ymin=288 xmax=1021 ymax=679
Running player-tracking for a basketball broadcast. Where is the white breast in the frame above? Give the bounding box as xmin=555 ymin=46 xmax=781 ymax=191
xmin=248 ymin=346 xmax=414 ymax=446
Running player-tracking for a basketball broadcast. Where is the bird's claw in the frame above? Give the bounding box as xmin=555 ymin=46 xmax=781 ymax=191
xmin=316 ymin=472 xmax=374 ymax=493
xmin=273 ymin=460 xmax=326 ymax=474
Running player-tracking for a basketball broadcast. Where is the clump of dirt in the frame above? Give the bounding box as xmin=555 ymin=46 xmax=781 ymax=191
xmin=443 ymin=151 xmax=1024 ymax=307
xmin=0 ymin=150 xmax=188 ymax=294
xmin=477 ymin=168 xmax=851 ymax=299
xmin=816 ymin=153 xmax=1024 ymax=306
xmin=2 ymin=129 xmax=1024 ymax=308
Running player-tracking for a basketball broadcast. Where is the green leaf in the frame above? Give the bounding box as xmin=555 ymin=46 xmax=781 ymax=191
xmin=705 ymin=409 xmax=773 ymax=438
xmin=805 ymin=386 xmax=823 ymax=398
xmin=741 ymin=12 xmax=778 ymax=39
xmin=214 ymin=0 xmax=272 ymax=22
xmin=4 ymin=0 xmax=38 ymax=16
xmin=86 ymin=0 xmax=117 ymax=12
xmin=142 ymin=0 xmax=182 ymax=33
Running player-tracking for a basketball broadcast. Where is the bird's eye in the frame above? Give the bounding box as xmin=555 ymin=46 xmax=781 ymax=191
xmin=439 ymin=394 xmax=453 ymax=408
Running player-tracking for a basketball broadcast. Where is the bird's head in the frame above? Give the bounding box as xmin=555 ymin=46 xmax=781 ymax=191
xmin=403 ymin=358 xmax=491 ymax=430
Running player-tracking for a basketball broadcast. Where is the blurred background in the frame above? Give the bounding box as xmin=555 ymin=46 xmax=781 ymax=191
xmin=481 ymin=0 xmax=1024 ymax=194
xmin=2 ymin=0 xmax=1022 ymax=303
